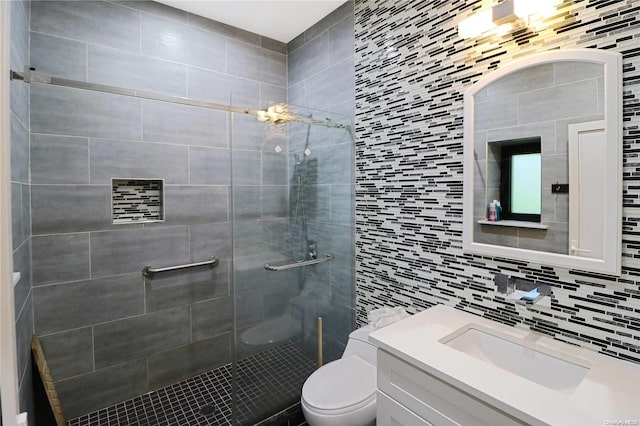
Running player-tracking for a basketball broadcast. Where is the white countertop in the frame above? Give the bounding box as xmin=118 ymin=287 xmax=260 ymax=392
xmin=369 ymin=304 xmax=640 ymax=426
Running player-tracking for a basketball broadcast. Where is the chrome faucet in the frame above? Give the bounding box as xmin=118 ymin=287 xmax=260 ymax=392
xmin=494 ymin=273 xmax=552 ymax=306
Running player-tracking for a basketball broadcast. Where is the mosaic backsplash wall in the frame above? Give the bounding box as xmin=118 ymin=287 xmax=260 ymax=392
xmin=354 ymin=0 xmax=640 ymax=364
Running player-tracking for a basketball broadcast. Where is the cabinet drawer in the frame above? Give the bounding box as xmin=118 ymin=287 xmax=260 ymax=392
xmin=378 ymin=350 xmax=526 ymax=426
xmin=377 ymin=390 xmax=434 ymax=426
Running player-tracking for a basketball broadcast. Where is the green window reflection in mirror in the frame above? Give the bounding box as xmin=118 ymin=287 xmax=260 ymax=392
xmin=511 ymin=153 xmax=541 ymax=215
xmin=487 ymin=137 xmax=542 ymax=223
xmin=497 ymin=136 xmax=542 ymax=222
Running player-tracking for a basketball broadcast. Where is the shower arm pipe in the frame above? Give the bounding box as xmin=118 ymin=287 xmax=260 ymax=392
xmin=9 ymin=68 xmax=351 ymax=130
xmin=142 ymin=256 xmax=219 ymax=278
xmin=264 ymin=253 xmax=334 ymax=271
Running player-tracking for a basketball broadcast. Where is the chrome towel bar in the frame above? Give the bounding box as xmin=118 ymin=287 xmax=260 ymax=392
xmin=264 ymin=253 xmax=334 ymax=271
xmin=142 ymin=256 xmax=219 ymax=278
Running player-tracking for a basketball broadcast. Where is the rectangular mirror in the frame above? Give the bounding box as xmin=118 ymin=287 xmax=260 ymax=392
xmin=463 ymin=49 xmax=622 ymax=275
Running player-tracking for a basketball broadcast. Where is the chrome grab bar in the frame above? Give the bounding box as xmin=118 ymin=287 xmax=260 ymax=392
xmin=264 ymin=253 xmax=334 ymax=271
xmin=142 ymin=256 xmax=219 ymax=278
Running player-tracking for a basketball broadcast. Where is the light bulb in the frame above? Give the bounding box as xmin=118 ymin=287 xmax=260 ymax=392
xmin=458 ymin=8 xmax=496 ymax=39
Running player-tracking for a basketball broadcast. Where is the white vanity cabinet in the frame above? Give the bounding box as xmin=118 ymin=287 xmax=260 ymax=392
xmin=376 ymin=349 xmax=527 ymax=426
xmin=370 ymin=305 xmax=640 ymax=426
xmin=377 ymin=391 xmax=433 ymax=426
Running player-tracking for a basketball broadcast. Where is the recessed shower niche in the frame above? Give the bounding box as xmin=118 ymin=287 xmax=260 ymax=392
xmin=111 ymin=178 xmax=165 ymax=224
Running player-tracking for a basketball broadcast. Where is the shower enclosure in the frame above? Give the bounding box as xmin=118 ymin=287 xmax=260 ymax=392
xmin=230 ymin=96 xmax=355 ymax=423
xmin=18 ymin=63 xmax=354 ymax=424
xmin=7 ymin=1 xmax=356 ymax=423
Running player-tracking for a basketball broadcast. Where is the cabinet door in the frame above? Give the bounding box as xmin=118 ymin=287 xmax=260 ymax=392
xmin=377 ymin=391 xmax=434 ymax=426
xmin=378 ymin=350 xmax=526 ymax=426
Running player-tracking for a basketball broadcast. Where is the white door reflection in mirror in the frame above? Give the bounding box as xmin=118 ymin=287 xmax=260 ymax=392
xmin=569 ymin=121 xmax=606 ymax=260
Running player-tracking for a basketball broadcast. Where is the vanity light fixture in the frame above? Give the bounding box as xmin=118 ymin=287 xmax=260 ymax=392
xmin=458 ymin=0 xmax=558 ymax=39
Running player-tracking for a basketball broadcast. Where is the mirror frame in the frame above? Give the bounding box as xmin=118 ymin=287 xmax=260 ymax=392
xmin=463 ymin=49 xmax=623 ymax=275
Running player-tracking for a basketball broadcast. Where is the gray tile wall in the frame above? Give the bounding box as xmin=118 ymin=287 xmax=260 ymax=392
xmin=9 ymin=0 xmax=34 ymax=420
xmin=28 ymin=0 xmax=287 ymax=418
xmin=286 ymin=1 xmax=356 ymax=361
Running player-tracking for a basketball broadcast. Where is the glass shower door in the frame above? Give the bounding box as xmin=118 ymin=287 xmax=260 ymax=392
xmin=230 ymin=97 xmax=355 ymax=424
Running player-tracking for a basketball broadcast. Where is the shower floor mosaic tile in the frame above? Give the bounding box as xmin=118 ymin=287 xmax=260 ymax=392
xmin=67 ymin=342 xmax=315 ymax=426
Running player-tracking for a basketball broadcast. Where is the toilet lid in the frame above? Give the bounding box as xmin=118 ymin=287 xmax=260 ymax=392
xmin=302 ymin=355 xmax=376 ymax=414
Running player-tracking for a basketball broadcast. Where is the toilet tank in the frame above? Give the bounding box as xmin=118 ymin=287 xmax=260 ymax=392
xmin=342 ymin=325 xmax=377 ymax=366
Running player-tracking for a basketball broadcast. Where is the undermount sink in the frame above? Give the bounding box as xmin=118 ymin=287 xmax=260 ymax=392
xmin=441 ymin=325 xmax=591 ymax=393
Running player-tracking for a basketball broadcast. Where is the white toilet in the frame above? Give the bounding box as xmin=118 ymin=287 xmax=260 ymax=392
xmin=301 ymin=325 xmax=377 ymax=426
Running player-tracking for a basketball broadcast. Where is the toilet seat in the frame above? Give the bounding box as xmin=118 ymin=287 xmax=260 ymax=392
xmin=301 ymin=355 xmax=376 ymax=415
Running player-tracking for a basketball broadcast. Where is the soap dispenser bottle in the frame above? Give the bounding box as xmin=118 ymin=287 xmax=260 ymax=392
xmin=488 ymin=201 xmax=497 ymax=221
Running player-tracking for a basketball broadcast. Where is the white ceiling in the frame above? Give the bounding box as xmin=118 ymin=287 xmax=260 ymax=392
xmin=155 ymin=0 xmax=347 ymax=43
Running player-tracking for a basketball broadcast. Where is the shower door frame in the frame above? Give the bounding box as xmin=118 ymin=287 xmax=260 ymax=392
xmin=0 ymin=0 xmax=22 ymax=421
